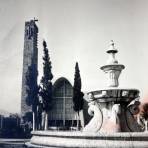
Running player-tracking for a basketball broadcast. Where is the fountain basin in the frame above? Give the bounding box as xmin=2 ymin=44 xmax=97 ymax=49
xmin=26 ymin=130 xmax=148 ymax=148
xmin=89 ymin=88 xmax=139 ymax=103
xmin=85 ymin=88 xmax=142 ymax=133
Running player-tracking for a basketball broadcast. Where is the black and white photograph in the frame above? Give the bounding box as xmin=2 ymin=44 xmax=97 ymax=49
xmin=0 ymin=0 xmax=148 ymax=147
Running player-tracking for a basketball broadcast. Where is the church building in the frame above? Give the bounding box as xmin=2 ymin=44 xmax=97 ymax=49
xmin=21 ymin=20 xmax=78 ymax=128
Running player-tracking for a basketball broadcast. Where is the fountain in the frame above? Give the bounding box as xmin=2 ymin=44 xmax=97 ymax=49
xmin=27 ymin=41 xmax=148 ymax=148
xmin=83 ymin=40 xmax=142 ymax=133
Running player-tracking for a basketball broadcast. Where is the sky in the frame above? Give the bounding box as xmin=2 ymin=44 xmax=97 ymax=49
xmin=0 ymin=0 xmax=148 ymax=113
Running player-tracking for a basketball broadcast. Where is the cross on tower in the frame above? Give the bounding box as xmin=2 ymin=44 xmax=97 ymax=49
xmin=33 ymin=17 xmax=38 ymax=22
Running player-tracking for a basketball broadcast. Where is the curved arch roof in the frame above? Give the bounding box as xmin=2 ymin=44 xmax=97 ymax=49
xmin=53 ymin=77 xmax=73 ymax=90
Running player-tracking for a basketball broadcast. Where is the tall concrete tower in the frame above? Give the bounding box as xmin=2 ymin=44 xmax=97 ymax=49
xmin=21 ymin=19 xmax=38 ymax=116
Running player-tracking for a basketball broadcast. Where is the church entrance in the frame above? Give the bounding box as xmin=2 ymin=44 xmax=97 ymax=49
xmin=48 ymin=77 xmax=77 ymax=130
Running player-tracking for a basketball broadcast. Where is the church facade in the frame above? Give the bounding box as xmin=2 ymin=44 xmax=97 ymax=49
xmin=48 ymin=77 xmax=77 ymax=127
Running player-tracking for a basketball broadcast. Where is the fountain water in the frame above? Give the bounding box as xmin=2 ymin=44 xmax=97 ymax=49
xmin=27 ymin=41 xmax=148 ymax=148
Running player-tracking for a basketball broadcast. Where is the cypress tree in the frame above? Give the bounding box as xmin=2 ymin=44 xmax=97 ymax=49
xmin=25 ymin=59 xmax=38 ymax=130
xmin=39 ymin=40 xmax=53 ymax=130
xmin=73 ymin=62 xmax=84 ymax=129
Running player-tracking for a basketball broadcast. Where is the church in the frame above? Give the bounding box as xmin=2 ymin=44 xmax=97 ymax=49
xmin=21 ymin=19 xmax=84 ymax=128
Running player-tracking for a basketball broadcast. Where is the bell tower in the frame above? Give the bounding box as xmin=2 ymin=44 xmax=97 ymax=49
xmin=21 ymin=19 xmax=38 ymax=116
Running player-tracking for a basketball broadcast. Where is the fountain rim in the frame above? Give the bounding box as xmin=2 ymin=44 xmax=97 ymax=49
xmin=31 ymin=130 xmax=148 ymax=139
xmin=87 ymin=88 xmax=140 ymax=94
xmin=106 ymin=49 xmax=118 ymax=54
xmin=28 ymin=131 xmax=148 ymax=148
xmin=86 ymin=88 xmax=140 ymax=102
xmin=100 ymin=64 xmax=125 ymax=70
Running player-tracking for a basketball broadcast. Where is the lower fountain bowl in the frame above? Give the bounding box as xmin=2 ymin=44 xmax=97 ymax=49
xmin=26 ymin=130 xmax=148 ymax=148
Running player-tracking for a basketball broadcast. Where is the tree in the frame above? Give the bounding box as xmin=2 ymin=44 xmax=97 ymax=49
xmin=9 ymin=113 xmax=20 ymax=127
xmin=73 ymin=62 xmax=84 ymax=130
xmin=23 ymin=112 xmax=33 ymax=123
xmin=39 ymin=40 xmax=53 ymax=130
xmin=26 ymin=59 xmax=39 ymax=131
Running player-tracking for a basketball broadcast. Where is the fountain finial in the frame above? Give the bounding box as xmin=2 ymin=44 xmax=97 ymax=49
xmin=110 ymin=40 xmax=114 ymax=47
xmin=111 ymin=39 xmax=115 ymax=45
xmin=106 ymin=40 xmax=118 ymax=64
xmin=107 ymin=40 xmax=118 ymax=54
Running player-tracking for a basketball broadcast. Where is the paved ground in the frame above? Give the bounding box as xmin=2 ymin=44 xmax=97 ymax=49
xmin=0 ymin=139 xmax=29 ymax=148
